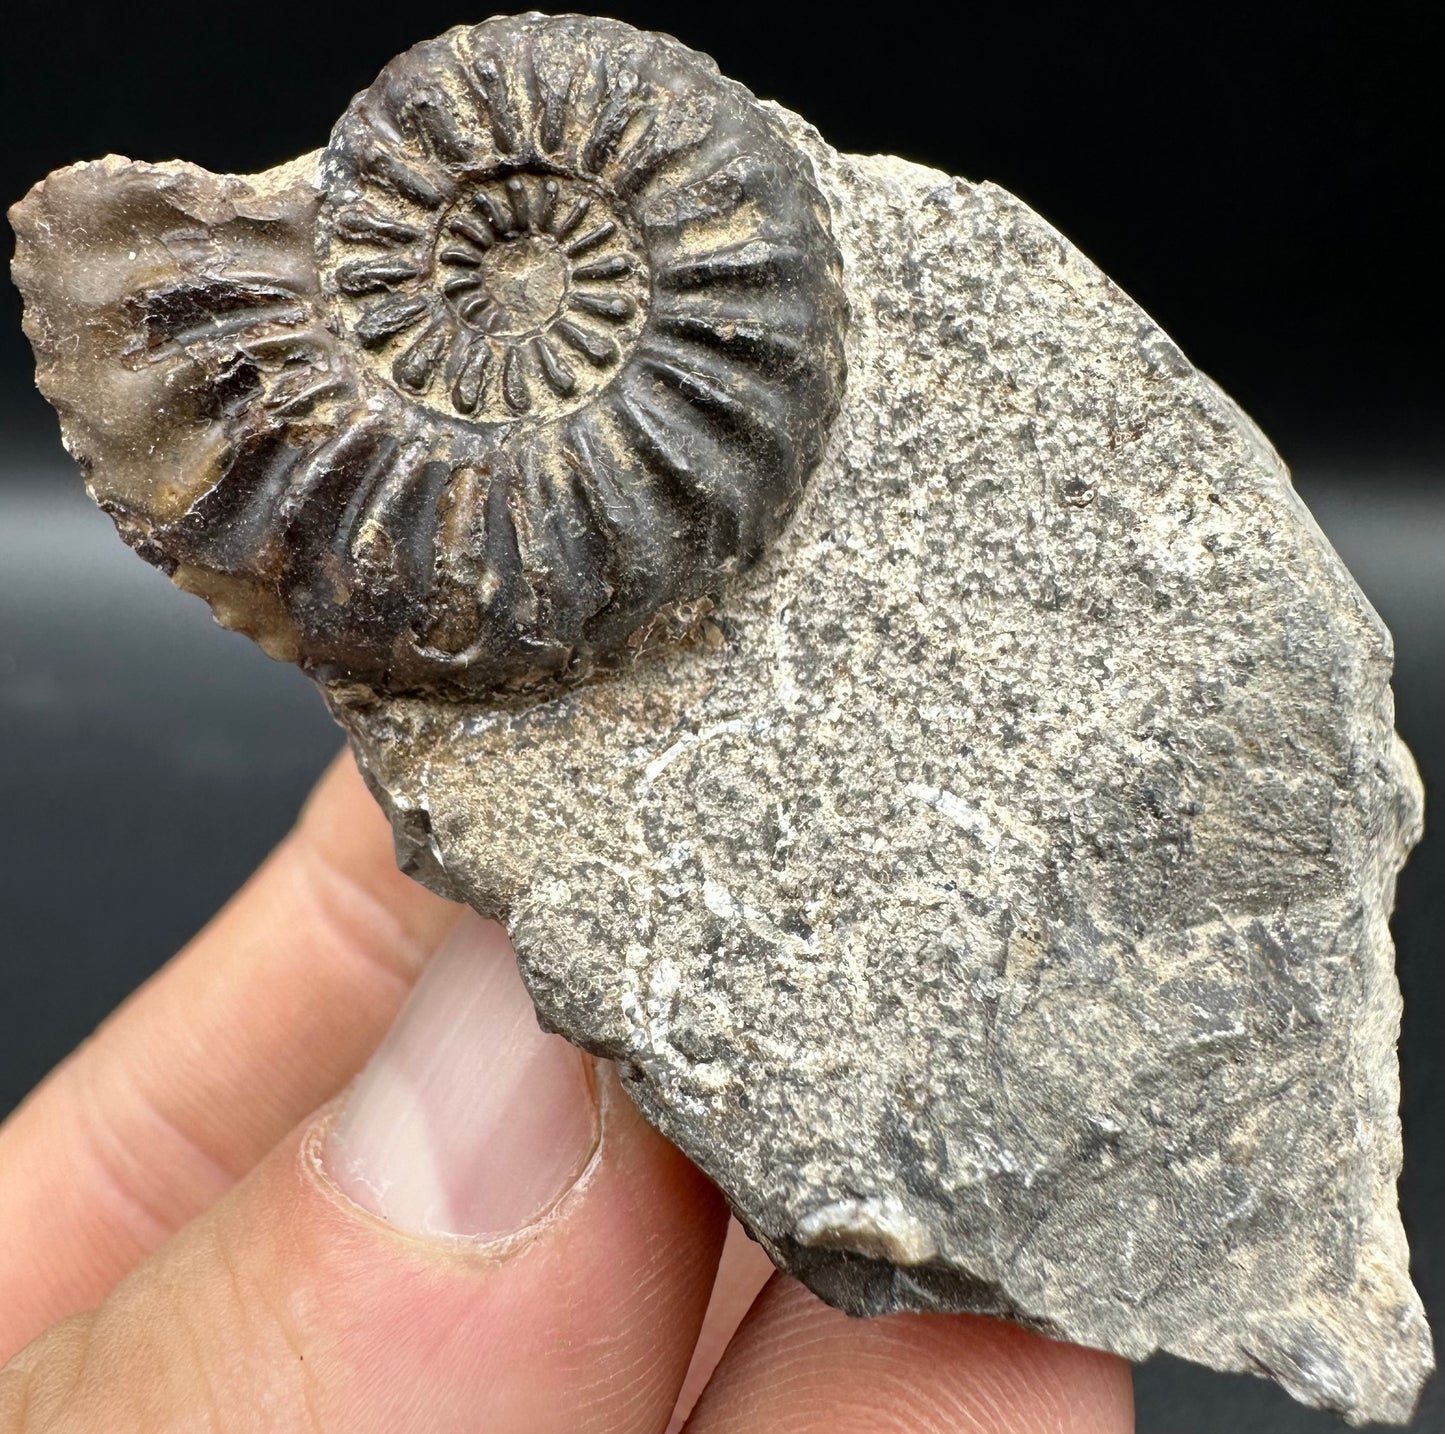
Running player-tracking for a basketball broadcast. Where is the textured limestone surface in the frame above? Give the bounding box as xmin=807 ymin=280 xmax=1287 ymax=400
xmin=10 ymin=25 xmax=1430 ymax=1422
xmin=341 ymin=120 xmax=1431 ymax=1423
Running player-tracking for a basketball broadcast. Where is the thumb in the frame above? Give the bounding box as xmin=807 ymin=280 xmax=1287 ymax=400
xmin=1 ymin=915 xmax=728 ymax=1434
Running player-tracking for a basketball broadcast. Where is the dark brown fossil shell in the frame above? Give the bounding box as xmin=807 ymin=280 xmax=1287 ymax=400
xmin=10 ymin=13 xmax=848 ymax=697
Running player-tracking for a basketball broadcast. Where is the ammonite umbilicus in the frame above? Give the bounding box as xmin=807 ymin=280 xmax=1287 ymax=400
xmin=12 ymin=14 xmax=847 ymax=696
xmin=10 ymin=14 xmax=1436 ymax=1423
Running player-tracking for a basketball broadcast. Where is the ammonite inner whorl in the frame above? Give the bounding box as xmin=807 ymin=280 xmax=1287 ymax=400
xmin=11 ymin=14 xmax=847 ymax=697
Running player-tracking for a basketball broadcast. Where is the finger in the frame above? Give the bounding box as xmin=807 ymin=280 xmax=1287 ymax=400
xmin=670 ymin=1220 xmax=776 ymax=1432
xmin=685 ymin=1275 xmax=1134 ymax=1434
xmin=1 ymin=915 xmax=730 ymax=1434
xmin=0 ymin=750 xmax=459 ymax=1359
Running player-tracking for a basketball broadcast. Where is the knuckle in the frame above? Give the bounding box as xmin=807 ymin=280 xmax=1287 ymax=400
xmin=0 ymin=1314 xmax=99 ymax=1433
xmin=63 ymin=1044 xmax=233 ymax=1259
xmin=2 ymin=1222 xmax=330 ymax=1433
xmin=287 ymin=822 xmax=424 ymax=993
xmin=0 ymin=1366 xmax=32 ymax=1434
xmin=179 ymin=1219 xmax=326 ymax=1433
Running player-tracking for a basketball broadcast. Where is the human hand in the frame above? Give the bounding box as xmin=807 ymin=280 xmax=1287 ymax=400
xmin=0 ymin=753 xmax=1134 ymax=1432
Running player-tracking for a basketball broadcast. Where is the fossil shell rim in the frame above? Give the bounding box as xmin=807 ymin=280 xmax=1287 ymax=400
xmin=12 ymin=13 xmax=850 ymax=699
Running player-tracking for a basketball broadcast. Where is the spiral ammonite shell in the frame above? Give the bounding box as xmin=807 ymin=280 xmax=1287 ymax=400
xmin=22 ymin=15 xmax=847 ymax=697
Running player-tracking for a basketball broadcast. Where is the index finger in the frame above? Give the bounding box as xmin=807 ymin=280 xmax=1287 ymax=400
xmin=0 ymin=750 xmax=459 ymax=1359
xmin=686 ymin=1276 xmax=1134 ymax=1433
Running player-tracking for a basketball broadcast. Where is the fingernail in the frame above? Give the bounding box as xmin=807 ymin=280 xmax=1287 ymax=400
xmin=324 ymin=911 xmax=599 ymax=1240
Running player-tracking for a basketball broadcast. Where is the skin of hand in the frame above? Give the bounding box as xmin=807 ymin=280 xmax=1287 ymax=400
xmin=0 ymin=752 xmax=1134 ymax=1433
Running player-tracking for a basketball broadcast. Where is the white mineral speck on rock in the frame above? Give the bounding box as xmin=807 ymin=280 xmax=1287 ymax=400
xmin=334 ymin=121 xmax=1430 ymax=1426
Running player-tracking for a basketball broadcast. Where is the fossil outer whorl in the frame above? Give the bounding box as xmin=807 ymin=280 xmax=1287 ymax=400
xmin=9 ymin=15 xmax=848 ymax=697
xmin=8 ymin=16 xmax=1432 ymax=1424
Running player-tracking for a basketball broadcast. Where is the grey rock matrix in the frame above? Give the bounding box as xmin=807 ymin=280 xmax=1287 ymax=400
xmin=343 ymin=118 xmax=1430 ymax=1425
xmin=10 ymin=17 xmax=1430 ymax=1425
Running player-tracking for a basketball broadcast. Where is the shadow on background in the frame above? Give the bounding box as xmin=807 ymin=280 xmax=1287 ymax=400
xmin=1 ymin=0 xmax=1441 ymax=1428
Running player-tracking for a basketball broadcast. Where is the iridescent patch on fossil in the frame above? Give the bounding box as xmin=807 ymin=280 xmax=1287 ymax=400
xmin=10 ymin=14 xmax=848 ymax=697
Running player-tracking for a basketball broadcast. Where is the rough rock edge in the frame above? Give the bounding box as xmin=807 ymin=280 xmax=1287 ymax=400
xmin=11 ymin=116 xmax=1429 ymax=1430
xmin=336 ymin=117 xmax=1430 ymax=1428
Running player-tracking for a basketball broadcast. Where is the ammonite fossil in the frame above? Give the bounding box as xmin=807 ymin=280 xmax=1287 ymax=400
xmin=12 ymin=14 xmax=847 ymax=697
xmin=9 ymin=13 xmax=1435 ymax=1424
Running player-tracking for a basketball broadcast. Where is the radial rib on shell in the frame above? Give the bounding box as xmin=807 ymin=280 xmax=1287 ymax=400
xmin=10 ymin=14 xmax=849 ymax=697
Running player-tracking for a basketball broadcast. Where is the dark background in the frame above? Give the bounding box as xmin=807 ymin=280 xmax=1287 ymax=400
xmin=1 ymin=1 xmax=1440 ymax=1428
